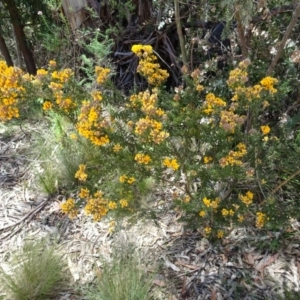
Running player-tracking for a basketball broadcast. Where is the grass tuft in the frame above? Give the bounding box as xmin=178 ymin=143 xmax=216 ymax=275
xmin=0 ymin=238 xmax=70 ymax=300
xmin=83 ymin=243 xmax=153 ymax=300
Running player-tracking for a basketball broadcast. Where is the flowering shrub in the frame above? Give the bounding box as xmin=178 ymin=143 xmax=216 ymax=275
xmin=0 ymin=61 xmax=24 ymax=121
xmin=1 ymin=45 xmax=299 ymax=239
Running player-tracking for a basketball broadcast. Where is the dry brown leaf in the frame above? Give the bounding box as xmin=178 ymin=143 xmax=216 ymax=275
xmin=243 ymin=252 xmax=256 ymax=265
xmin=153 ymin=275 xmax=166 ymax=287
xmin=254 ymin=253 xmax=279 ymax=277
xmin=210 ymin=287 xmax=217 ymax=300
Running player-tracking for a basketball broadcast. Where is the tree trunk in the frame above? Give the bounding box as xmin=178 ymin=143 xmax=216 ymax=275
xmin=0 ymin=25 xmax=13 ymax=66
xmin=1 ymin=0 xmax=36 ymax=74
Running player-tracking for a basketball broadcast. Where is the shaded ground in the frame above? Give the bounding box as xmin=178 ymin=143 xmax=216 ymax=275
xmin=0 ymin=122 xmax=300 ymax=300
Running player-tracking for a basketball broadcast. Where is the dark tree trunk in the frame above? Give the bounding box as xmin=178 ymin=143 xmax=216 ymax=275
xmin=1 ymin=0 xmax=36 ymax=74
xmin=0 ymin=26 xmax=13 ymax=66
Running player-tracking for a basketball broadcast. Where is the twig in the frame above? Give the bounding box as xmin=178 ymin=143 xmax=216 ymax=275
xmin=271 ymin=169 xmax=300 ymax=195
xmin=0 ymin=197 xmax=50 ymax=236
xmin=267 ymin=2 xmax=300 ymax=76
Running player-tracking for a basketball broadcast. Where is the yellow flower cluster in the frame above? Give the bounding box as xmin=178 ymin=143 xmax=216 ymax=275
xmin=91 ymin=90 xmax=103 ymax=101
xmin=130 ymin=89 xmax=165 ymax=117
xmin=202 ymin=197 xmax=220 ymax=209
xmin=204 ymin=227 xmax=212 ymax=235
xmin=203 ymin=93 xmax=226 ymax=114
xmin=227 ymin=68 xmax=248 ymax=88
xmin=75 ymin=164 xmax=88 ymax=182
xmin=260 ymin=77 xmax=278 ymax=93
xmin=95 ymin=66 xmax=110 ymax=84
xmin=79 ymin=187 xmax=90 ymax=198
xmin=256 ymin=211 xmax=268 ymax=228
xmin=135 ymin=153 xmax=151 ymax=164
xmin=84 ymin=191 xmax=108 ymax=221
xmin=199 ymin=210 xmax=206 ymax=217
xmin=162 ymin=157 xmax=180 ymax=170
xmin=108 ymin=201 xmax=117 ymax=209
xmin=36 ymin=68 xmax=48 ymax=78
xmin=135 ymin=116 xmax=169 ymax=144
xmin=119 ymin=199 xmax=129 ymax=208
xmin=227 ymin=60 xmax=278 ymax=103
xmin=119 ymin=175 xmax=135 ymax=184
xmin=42 ymin=101 xmax=52 ymax=110
xmin=132 ymin=44 xmax=169 ymax=86
xmin=49 ymin=60 xmax=57 ymax=68
xmin=203 ymin=156 xmax=213 ymax=164
xmin=231 ymin=85 xmax=263 ymax=102
xmin=30 ymin=64 xmax=77 ymax=114
xmin=61 ymin=198 xmax=78 ymax=219
xmin=52 ymin=69 xmax=73 ymax=83
xmin=0 ymin=61 xmax=24 ymax=121
xmin=76 ymin=98 xmax=110 ymax=146
xmin=221 ymin=208 xmax=234 ymax=217
xmin=239 ymin=191 xmax=254 ymax=206
xmin=55 ymin=95 xmax=76 ymax=112
xmin=130 ymin=89 xmax=169 ymax=144
xmin=219 ymin=143 xmax=247 ymax=168
xmin=219 ymin=110 xmax=246 ymax=133
xmin=260 ymin=125 xmax=270 ymax=135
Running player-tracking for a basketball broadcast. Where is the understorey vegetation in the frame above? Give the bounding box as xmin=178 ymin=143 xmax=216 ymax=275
xmin=0 ymin=0 xmax=300 ymax=299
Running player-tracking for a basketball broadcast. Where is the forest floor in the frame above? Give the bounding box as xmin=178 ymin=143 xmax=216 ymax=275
xmin=0 ymin=121 xmax=300 ymax=300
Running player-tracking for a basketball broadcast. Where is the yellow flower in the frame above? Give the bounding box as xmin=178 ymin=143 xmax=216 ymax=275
xmin=132 ymin=44 xmax=169 ymax=86
xmin=260 ymin=76 xmax=278 ymax=93
xmin=120 ymin=199 xmax=128 ymax=208
xmin=108 ymin=201 xmax=117 ymax=210
xmin=222 ymin=208 xmax=229 ymax=217
xmin=239 ymin=191 xmax=254 ymax=206
xmin=196 ymin=84 xmax=204 ymax=92
xmin=49 ymin=60 xmax=57 ymax=68
xmin=36 ymin=68 xmax=48 ymax=77
xmin=203 ymin=156 xmax=213 ymax=164
xmin=256 ymin=212 xmax=268 ymax=228
xmin=127 ymin=177 xmax=135 ymax=184
xmin=217 ymin=230 xmax=224 ymax=238
xmin=203 ymin=197 xmax=211 ymax=207
xmin=91 ymin=90 xmax=103 ymax=101
xmin=84 ymin=195 xmax=108 ymax=221
xmin=204 ymin=227 xmax=211 ymax=235
xmin=135 ymin=153 xmax=151 ymax=165
xmin=199 ymin=210 xmax=206 ymax=217
xmin=119 ymin=175 xmax=128 ymax=183
xmin=79 ymin=188 xmax=89 ymax=198
xmin=61 ymin=198 xmax=78 ymax=219
xmin=75 ymin=164 xmax=88 ymax=181
xmin=113 ymin=143 xmax=123 ymax=152
xmin=210 ymin=198 xmax=220 ymax=209
xmin=95 ymin=66 xmax=110 ymax=84
xmin=260 ymin=125 xmax=270 ymax=135
xmin=183 ymin=195 xmax=190 ymax=203
xmin=42 ymin=101 xmax=52 ymax=111
xmin=162 ymin=157 xmax=180 ymax=170
xmin=238 ymin=215 xmax=244 ymax=222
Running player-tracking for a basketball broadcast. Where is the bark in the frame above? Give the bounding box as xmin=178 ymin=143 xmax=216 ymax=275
xmin=0 ymin=26 xmax=13 ymax=66
xmin=266 ymin=2 xmax=300 ymax=76
xmin=1 ymin=0 xmax=36 ymax=74
xmin=235 ymin=7 xmax=248 ymax=59
xmin=174 ymin=0 xmax=188 ymax=71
